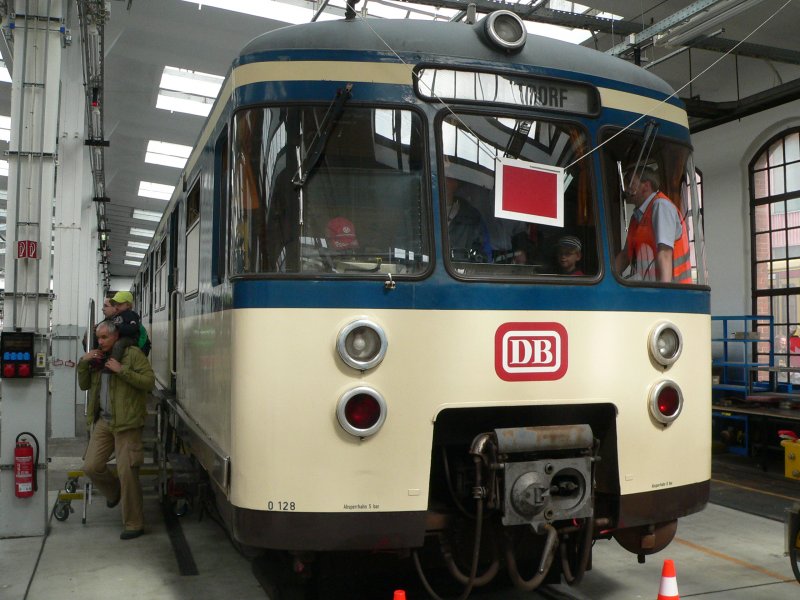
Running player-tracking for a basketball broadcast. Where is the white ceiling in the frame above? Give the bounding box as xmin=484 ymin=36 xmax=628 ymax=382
xmin=10 ymin=0 xmax=800 ymax=277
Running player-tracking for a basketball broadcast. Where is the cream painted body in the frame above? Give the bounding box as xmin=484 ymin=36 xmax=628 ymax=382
xmin=166 ymin=308 xmax=714 ymax=514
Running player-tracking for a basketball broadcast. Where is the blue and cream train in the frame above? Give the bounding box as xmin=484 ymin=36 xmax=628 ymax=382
xmin=133 ymin=9 xmax=710 ymax=593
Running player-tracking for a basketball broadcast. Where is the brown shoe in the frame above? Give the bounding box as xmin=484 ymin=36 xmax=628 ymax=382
xmin=120 ymin=529 xmax=144 ymax=540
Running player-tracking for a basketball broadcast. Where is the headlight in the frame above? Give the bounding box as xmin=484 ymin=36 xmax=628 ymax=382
xmin=484 ymin=11 xmax=527 ymax=52
xmin=336 ymin=387 xmax=387 ymax=438
xmin=336 ymin=319 xmax=387 ymax=371
xmin=649 ymin=322 xmax=682 ymax=367
xmin=648 ymin=380 xmax=683 ymax=425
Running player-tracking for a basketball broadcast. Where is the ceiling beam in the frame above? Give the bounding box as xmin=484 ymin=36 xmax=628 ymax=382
xmin=688 ymin=36 xmax=800 ymax=65
xmin=684 ymin=76 xmax=800 ymax=132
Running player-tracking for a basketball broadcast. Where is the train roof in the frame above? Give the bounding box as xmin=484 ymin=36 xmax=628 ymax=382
xmin=237 ymin=18 xmax=676 ymax=98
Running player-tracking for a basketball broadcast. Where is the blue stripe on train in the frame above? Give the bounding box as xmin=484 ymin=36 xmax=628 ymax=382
xmin=231 ymin=276 xmax=710 ymax=314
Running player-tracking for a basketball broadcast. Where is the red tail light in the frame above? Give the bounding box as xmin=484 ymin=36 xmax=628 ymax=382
xmin=337 ymin=387 xmax=387 ymax=438
xmin=344 ymin=394 xmax=381 ymax=429
xmin=657 ymin=386 xmax=680 ymax=417
xmin=649 ymin=381 xmax=683 ymax=425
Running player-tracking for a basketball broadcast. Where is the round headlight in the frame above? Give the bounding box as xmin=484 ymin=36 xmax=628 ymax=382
xmin=648 ymin=380 xmax=683 ymax=425
xmin=649 ymin=322 xmax=682 ymax=367
xmin=337 ymin=387 xmax=387 ymax=438
xmin=484 ymin=11 xmax=526 ymax=51
xmin=337 ymin=320 xmax=388 ymax=371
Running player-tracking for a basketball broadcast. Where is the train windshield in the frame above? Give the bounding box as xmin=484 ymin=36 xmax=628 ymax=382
xmin=602 ymin=128 xmax=707 ymax=286
xmin=439 ymin=113 xmax=597 ymax=279
xmin=230 ymin=105 xmax=429 ymax=277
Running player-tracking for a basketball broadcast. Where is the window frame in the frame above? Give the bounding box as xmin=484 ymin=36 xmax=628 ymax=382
xmin=227 ymin=100 xmax=434 ymax=280
xmin=749 ymin=127 xmax=800 ymax=371
xmin=435 ymin=105 xmax=599 ymax=283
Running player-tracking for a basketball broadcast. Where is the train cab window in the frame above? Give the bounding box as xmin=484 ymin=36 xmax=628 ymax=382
xmin=230 ymin=105 xmax=430 ymax=277
xmin=439 ymin=113 xmax=597 ymax=279
xmin=602 ymin=129 xmax=707 ymax=286
xmin=185 ymin=180 xmax=200 ymax=296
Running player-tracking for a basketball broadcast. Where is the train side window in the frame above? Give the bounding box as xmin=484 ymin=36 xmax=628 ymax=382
xmin=185 ymin=179 xmax=201 ymax=296
xmin=141 ymin=265 xmax=150 ymax=317
xmin=155 ymin=238 xmax=168 ymax=310
xmin=212 ymin=127 xmax=229 ymax=285
xmin=602 ymin=129 xmax=706 ymax=286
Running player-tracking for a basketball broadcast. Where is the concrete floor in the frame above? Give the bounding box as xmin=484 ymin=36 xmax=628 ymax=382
xmin=1 ymin=441 xmax=799 ymax=600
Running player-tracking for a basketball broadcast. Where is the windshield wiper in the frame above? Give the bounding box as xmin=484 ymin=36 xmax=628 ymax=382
xmin=292 ymin=83 xmax=353 ymax=188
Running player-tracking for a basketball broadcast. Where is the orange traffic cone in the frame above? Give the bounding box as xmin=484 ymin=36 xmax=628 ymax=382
xmin=657 ymin=559 xmax=680 ymax=599
xmin=393 ymin=591 xmax=406 ymax=600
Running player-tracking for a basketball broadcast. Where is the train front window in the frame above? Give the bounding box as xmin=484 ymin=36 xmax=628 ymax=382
xmin=602 ymin=128 xmax=707 ymax=286
xmin=230 ymin=105 xmax=429 ymax=277
xmin=439 ymin=113 xmax=597 ymax=279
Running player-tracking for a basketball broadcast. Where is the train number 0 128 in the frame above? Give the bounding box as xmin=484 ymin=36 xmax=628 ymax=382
xmin=267 ymin=500 xmax=296 ymax=511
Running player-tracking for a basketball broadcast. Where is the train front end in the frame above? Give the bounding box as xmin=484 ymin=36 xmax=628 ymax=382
xmin=216 ymin=13 xmax=710 ymax=588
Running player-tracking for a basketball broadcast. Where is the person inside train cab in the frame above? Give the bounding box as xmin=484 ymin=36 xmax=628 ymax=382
xmin=78 ymin=320 xmax=155 ymax=540
xmin=614 ymin=166 xmax=691 ymax=284
xmin=556 ymin=235 xmax=584 ymax=275
xmin=443 ymin=161 xmax=492 ymax=263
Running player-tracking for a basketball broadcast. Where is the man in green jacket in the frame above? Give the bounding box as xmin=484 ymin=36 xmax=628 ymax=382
xmin=79 ymin=320 xmax=155 ymax=540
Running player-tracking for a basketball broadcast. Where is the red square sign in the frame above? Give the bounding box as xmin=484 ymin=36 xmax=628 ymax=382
xmin=494 ymin=157 xmax=564 ymax=227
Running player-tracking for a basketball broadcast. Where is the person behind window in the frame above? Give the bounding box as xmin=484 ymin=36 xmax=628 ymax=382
xmin=444 ymin=175 xmax=492 ymax=263
xmin=556 ymin=235 xmax=584 ymax=275
xmin=614 ymin=167 xmax=691 ymax=284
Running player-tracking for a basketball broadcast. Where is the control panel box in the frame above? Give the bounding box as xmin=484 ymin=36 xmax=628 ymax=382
xmin=1 ymin=331 xmax=35 ymax=378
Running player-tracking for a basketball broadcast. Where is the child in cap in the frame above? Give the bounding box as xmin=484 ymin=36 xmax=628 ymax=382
xmin=556 ymin=235 xmax=584 ymax=276
xmin=108 ymin=291 xmax=148 ymax=362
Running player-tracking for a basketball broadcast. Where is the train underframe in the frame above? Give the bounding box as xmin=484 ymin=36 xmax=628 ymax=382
xmin=158 ymin=400 xmax=708 ymax=594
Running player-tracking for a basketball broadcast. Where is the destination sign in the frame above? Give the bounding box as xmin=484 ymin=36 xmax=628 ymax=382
xmin=415 ymin=68 xmax=599 ymax=115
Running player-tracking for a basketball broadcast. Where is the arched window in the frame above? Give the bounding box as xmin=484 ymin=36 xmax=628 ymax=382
xmin=750 ymin=128 xmax=800 ymax=379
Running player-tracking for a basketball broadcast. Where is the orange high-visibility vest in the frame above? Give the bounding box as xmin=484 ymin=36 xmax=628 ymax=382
xmin=626 ymin=192 xmax=692 ymax=284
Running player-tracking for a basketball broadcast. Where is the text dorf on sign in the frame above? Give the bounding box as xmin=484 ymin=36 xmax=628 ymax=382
xmin=17 ymin=240 xmax=39 ymax=259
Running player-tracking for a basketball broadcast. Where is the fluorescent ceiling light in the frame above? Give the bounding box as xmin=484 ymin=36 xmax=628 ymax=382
xmin=130 ymin=227 xmax=155 ymax=238
xmin=128 ymin=241 xmax=149 ymax=250
xmin=157 ymin=65 xmax=223 ymax=117
xmin=160 ymin=65 xmax=223 ymax=98
xmin=665 ymin=0 xmax=767 ymax=46
xmin=156 ymin=90 xmax=214 ymax=117
xmin=124 ymin=259 xmax=142 ymax=266
xmin=138 ymin=181 xmax=174 ymax=201
xmin=179 ymin=0 xmax=338 ymax=24
xmin=133 ymin=208 xmax=163 ymax=222
xmin=145 ymin=140 xmax=192 ymax=169
xmin=126 ymin=251 xmax=145 ymax=259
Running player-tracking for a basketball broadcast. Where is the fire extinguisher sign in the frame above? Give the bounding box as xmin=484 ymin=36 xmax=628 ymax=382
xmin=17 ymin=240 xmax=39 ymax=259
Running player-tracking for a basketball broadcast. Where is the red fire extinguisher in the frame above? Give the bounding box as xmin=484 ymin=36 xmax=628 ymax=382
xmin=14 ymin=432 xmax=39 ymax=498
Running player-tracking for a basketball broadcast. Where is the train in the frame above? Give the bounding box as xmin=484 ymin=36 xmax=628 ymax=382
xmin=133 ymin=7 xmax=711 ymax=596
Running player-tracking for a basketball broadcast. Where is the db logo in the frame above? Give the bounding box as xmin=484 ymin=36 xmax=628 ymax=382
xmin=495 ymin=322 xmax=568 ymax=381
